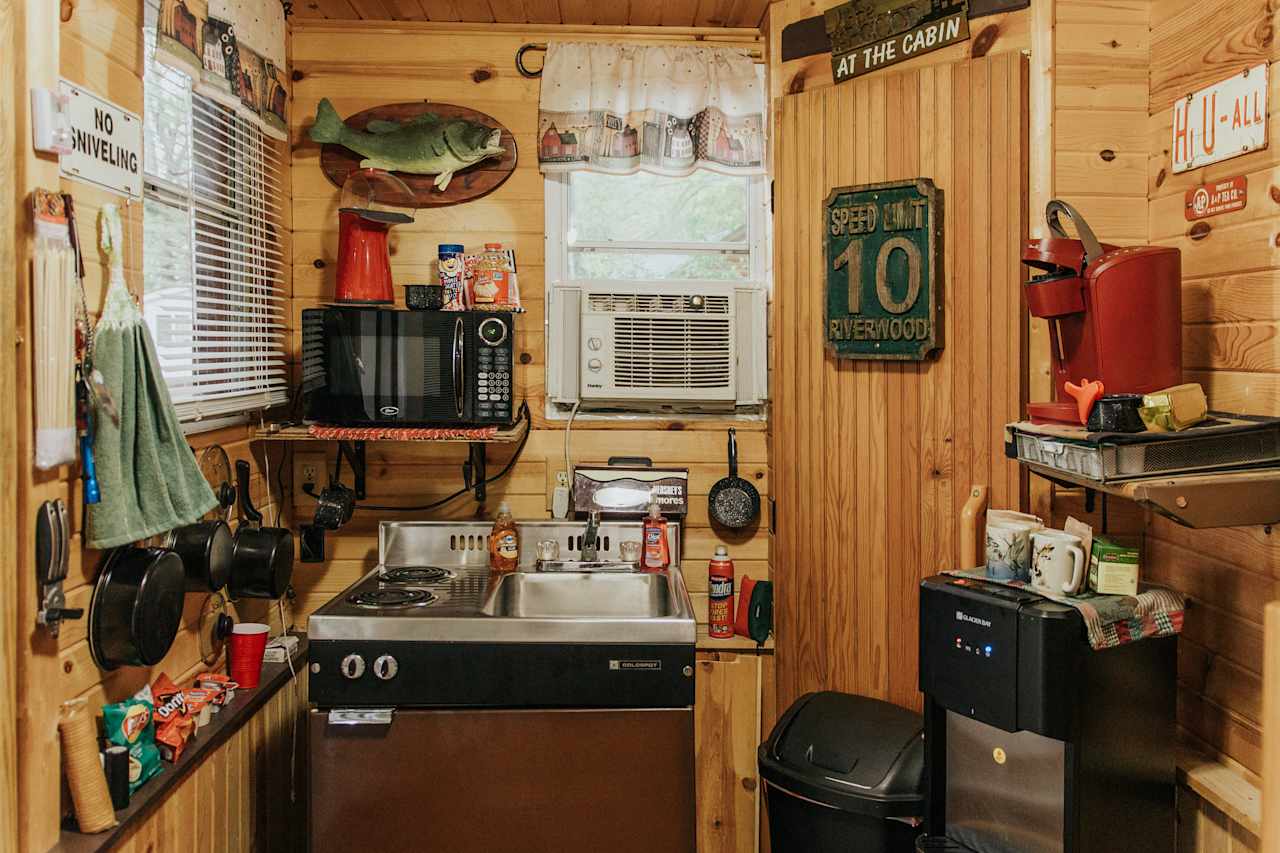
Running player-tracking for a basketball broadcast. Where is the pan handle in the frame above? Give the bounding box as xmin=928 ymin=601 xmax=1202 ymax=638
xmin=236 ymin=460 xmax=264 ymax=526
xmin=727 ymin=429 xmax=739 ymax=479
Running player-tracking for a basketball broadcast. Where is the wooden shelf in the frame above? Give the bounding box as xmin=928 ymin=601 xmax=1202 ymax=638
xmin=252 ymin=417 xmax=530 ymax=444
xmin=51 ymin=639 xmax=308 ymax=853
xmin=696 ymin=625 xmax=774 ymax=652
xmin=1021 ymin=462 xmax=1280 ymax=529
xmin=1176 ymin=744 xmax=1262 ymax=837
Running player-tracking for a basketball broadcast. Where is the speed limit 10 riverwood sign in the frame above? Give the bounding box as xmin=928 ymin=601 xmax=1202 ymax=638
xmin=824 ymin=178 xmax=943 ymax=360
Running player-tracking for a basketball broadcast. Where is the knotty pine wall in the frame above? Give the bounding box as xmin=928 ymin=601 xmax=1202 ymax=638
xmin=1144 ymin=0 xmax=1278 ymax=792
xmin=285 ymin=20 xmax=770 ymax=630
xmin=12 ymin=3 xmax=298 ymax=851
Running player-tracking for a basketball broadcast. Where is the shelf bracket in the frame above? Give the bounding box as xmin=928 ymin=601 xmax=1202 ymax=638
xmin=339 ymin=440 xmax=367 ymax=500
xmin=468 ymin=443 xmax=487 ymax=504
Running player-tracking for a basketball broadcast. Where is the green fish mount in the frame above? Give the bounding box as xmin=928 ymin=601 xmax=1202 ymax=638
xmin=309 ymin=98 xmax=507 ymax=192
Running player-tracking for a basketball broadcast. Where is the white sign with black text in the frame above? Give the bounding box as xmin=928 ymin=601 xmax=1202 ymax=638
xmin=58 ymin=80 xmax=142 ymax=198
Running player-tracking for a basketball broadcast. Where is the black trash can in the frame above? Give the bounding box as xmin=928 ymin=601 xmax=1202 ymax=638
xmin=758 ymin=691 xmax=925 ymax=853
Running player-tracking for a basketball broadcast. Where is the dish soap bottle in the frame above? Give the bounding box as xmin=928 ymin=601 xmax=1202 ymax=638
xmin=489 ymin=502 xmax=520 ymax=573
xmin=642 ymin=501 xmax=670 ymax=572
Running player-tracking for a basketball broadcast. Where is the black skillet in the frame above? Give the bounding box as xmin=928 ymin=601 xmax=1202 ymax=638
xmin=708 ymin=428 xmax=761 ymax=529
xmin=229 ymin=459 xmax=294 ymax=599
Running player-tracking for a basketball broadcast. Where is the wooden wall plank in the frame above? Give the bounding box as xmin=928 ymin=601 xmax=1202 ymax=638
xmin=0 ymin=0 xmax=17 ymax=847
xmin=772 ymin=52 xmax=1027 ymax=713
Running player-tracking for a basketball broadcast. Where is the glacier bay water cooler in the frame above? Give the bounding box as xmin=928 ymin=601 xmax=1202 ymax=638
xmin=918 ymin=575 xmax=1176 ymax=853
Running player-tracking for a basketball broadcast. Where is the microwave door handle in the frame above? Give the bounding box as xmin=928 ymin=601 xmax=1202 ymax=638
xmin=453 ymin=317 xmax=465 ymax=418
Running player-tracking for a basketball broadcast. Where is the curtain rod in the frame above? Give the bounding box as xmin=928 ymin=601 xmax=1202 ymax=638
xmin=516 ymin=41 xmax=765 ymax=78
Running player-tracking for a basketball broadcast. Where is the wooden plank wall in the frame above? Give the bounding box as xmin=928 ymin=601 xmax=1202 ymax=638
xmin=286 ymin=20 xmax=770 ymax=631
xmin=1144 ymin=0 xmax=1279 ymax=803
xmin=12 ymin=4 xmax=298 ymax=851
xmin=770 ymin=52 xmax=1028 ymax=712
xmin=1 ymin=1 xmax=19 ymax=849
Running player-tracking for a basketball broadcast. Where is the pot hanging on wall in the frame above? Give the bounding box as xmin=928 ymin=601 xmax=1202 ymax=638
xmin=89 ymin=547 xmax=186 ymax=671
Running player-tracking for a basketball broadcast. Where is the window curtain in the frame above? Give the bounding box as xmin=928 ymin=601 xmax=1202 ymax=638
xmin=538 ymin=42 xmax=766 ymax=177
xmin=152 ymin=0 xmax=288 ymax=141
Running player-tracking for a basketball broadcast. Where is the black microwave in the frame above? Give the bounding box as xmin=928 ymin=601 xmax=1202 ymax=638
xmin=301 ymin=307 xmax=516 ymax=427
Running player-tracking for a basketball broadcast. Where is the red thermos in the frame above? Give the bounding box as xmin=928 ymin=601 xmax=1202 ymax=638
xmin=709 ymin=546 xmax=734 ymax=639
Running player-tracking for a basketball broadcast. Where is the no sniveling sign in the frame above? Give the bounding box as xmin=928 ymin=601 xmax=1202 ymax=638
xmin=58 ymin=80 xmax=142 ymax=199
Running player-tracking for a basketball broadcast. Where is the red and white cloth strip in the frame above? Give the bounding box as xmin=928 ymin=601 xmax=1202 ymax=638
xmin=307 ymin=424 xmax=500 ymax=441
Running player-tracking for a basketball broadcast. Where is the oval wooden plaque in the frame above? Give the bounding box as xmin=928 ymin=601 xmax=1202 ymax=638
xmin=318 ymin=102 xmax=518 ymax=208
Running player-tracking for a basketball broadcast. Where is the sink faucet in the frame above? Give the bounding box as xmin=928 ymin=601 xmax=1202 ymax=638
xmin=581 ymin=511 xmax=601 ymax=561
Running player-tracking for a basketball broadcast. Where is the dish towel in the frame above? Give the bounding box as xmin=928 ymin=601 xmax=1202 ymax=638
xmin=86 ymin=205 xmax=216 ymax=549
xmin=945 ymin=567 xmax=1185 ymax=651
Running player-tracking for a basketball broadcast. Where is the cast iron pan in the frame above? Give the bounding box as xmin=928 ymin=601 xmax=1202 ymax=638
xmin=89 ymin=547 xmax=186 ymax=671
xmin=708 ymin=429 xmax=761 ymax=529
xmin=229 ymin=459 xmax=294 ymax=599
xmin=171 ymin=520 xmax=234 ymax=593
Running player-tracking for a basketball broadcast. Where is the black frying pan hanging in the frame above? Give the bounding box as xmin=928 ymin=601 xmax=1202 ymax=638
xmin=229 ymin=459 xmax=294 ymax=599
xmin=708 ymin=429 xmax=761 ymax=529
xmin=89 ymin=547 xmax=186 ymax=671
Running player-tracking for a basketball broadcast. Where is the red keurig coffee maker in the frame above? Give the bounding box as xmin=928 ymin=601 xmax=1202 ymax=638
xmin=334 ymin=168 xmax=415 ymax=304
xmin=1022 ymin=200 xmax=1182 ymax=424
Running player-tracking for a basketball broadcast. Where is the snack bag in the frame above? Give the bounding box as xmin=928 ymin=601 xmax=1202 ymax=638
xmin=102 ymin=692 xmax=162 ymax=792
xmin=155 ymin=715 xmax=196 ymax=762
xmin=464 ymin=243 xmax=521 ymax=310
xmin=151 ymin=674 xmax=187 ymax=724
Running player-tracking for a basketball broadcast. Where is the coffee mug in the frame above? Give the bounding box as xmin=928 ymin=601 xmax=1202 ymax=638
xmin=1031 ymin=529 xmax=1086 ymax=595
xmin=988 ymin=509 xmax=1043 ymax=528
xmin=986 ymin=520 xmax=1039 ymax=581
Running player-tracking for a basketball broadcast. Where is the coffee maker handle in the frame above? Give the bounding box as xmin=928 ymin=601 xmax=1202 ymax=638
xmin=1045 ymin=200 xmax=1105 ymax=267
xmin=1062 ymin=544 xmax=1086 ymax=595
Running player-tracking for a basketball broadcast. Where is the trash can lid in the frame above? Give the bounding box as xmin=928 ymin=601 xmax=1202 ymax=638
xmin=758 ymin=691 xmax=924 ymax=818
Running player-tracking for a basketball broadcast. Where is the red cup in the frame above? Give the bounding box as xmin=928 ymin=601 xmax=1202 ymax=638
xmin=227 ymin=623 xmax=270 ymax=689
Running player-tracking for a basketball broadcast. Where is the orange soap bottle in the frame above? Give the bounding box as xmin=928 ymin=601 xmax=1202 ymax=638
xmin=489 ymin=502 xmax=520 ymax=573
xmin=642 ymin=501 xmax=670 ymax=572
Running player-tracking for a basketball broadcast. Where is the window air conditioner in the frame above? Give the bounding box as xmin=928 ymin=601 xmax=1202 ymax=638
xmin=548 ymin=281 xmax=768 ymax=412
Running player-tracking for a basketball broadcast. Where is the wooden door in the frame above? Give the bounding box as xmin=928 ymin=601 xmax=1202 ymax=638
xmin=772 ymin=53 xmax=1029 ymax=712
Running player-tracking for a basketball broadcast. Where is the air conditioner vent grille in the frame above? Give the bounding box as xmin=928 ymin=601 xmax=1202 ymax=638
xmin=587 ymin=292 xmax=731 ymax=314
xmin=612 ymin=317 xmax=733 ymax=389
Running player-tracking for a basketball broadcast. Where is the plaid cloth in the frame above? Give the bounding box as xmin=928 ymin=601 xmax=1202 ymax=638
xmin=307 ymin=424 xmax=499 ymax=441
xmin=946 ymin=567 xmax=1185 ymax=650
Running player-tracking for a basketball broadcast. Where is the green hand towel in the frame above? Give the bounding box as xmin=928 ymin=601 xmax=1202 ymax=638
xmin=86 ymin=205 xmax=216 ymax=550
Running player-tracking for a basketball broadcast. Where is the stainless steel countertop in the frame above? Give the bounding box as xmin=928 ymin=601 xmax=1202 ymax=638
xmin=308 ymin=520 xmax=696 ymax=645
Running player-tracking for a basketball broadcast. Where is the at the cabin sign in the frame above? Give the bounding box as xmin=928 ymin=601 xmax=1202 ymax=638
xmin=824 ymin=179 xmax=943 ymax=360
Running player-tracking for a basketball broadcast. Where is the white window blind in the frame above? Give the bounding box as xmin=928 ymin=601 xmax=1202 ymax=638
xmin=142 ymin=25 xmax=288 ymax=425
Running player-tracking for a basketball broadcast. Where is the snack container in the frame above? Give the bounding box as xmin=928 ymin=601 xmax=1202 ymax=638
xmin=437 ymin=244 xmax=467 ymax=310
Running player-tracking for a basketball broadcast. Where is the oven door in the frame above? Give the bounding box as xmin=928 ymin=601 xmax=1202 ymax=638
xmin=309 ymin=707 xmax=695 ymax=853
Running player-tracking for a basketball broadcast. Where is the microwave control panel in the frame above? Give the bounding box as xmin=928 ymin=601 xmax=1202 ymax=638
xmin=474 ymin=314 xmax=514 ymax=424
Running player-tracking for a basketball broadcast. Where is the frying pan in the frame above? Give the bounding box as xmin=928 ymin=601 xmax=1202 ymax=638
xmin=89 ymin=547 xmax=186 ymax=670
xmin=708 ymin=429 xmax=761 ymax=529
xmin=229 ymin=459 xmax=294 ymax=599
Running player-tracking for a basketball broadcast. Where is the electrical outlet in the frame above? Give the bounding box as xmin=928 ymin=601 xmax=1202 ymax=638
xmin=556 ymin=471 xmax=570 ymax=488
xmin=301 ymin=463 xmax=319 ymax=486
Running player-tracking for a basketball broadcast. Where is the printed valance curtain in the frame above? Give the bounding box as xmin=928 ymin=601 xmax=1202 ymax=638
xmin=153 ymin=0 xmax=288 ymax=141
xmin=538 ymin=41 xmax=766 ymax=176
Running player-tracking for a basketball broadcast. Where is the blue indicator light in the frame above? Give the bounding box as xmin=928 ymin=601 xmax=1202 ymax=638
xmin=984 ymin=645 xmax=993 ymax=657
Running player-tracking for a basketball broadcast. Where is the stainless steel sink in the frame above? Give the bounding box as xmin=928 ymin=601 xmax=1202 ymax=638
xmin=481 ymin=572 xmax=677 ymax=619
xmin=308 ymin=521 xmax=696 ymax=645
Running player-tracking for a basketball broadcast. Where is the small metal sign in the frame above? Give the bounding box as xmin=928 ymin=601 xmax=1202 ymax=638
xmin=824 ymin=178 xmax=943 ymax=360
xmin=58 ymin=80 xmax=142 ymax=198
xmin=1185 ymin=176 xmax=1248 ymax=221
xmin=825 ymin=0 xmax=970 ymax=83
xmin=1172 ymin=63 xmax=1268 ymax=174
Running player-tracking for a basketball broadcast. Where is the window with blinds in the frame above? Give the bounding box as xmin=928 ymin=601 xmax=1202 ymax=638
xmin=142 ymin=27 xmax=288 ymax=427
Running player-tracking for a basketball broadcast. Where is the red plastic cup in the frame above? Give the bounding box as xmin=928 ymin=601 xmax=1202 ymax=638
xmin=227 ymin=623 xmax=270 ymax=689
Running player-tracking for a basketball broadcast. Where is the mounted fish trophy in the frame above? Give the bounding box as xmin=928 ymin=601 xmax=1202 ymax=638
xmin=334 ymin=169 xmax=415 ymax=304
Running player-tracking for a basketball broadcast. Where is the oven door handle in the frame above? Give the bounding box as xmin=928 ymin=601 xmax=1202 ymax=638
xmin=328 ymin=708 xmax=395 ymax=727
xmin=452 ymin=317 xmax=465 ymax=419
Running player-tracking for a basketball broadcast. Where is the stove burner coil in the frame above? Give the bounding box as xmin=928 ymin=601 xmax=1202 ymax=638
xmin=380 ymin=566 xmax=455 ymax=584
xmin=347 ymin=588 xmax=437 ymax=609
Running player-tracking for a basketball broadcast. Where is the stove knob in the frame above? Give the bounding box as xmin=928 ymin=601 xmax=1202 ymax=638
xmin=373 ymin=655 xmax=399 ymax=681
xmin=340 ymin=654 xmax=366 ymax=680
